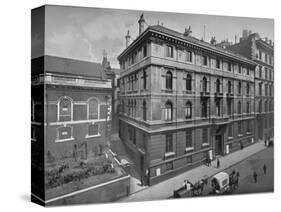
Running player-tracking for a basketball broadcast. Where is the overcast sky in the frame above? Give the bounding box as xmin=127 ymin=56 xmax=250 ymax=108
xmin=32 ymin=5 xmax=274 ymax=68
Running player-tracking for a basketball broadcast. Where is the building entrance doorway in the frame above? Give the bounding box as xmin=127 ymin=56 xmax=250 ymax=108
xmin=215 ymin=135 xmax=223 ymax=155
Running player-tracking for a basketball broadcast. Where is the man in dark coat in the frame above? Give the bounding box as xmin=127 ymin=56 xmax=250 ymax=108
xmin=217 ymin=158 xmax=220 ymax=168
xmin=263 ymin=164 xmax=267 ymax=175
xmin=253 ymin=171 xmax=258 ymax=183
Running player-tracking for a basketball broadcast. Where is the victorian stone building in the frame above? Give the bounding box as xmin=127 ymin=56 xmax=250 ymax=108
xmin=117 ymin=15 xmax=257 ymax=185
xmin=227 ymin=31 xmax=274 ymax=142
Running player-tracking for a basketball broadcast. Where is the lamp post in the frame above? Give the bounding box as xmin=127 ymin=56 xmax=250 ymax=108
xmin=105 ymin=95 xmax=110 ymax=148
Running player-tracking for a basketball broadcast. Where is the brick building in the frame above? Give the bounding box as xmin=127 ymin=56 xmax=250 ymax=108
xmin=31 ymin=55 xmax=113 ymax=163
xmin=227 ymin=31 xmax=274 ymax=142
xmin=117 ymin=15 xmax=257 ymax=185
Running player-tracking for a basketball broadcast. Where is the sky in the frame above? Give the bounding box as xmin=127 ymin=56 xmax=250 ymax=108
xmin=32 ymin=5 xmax=274 ymax=68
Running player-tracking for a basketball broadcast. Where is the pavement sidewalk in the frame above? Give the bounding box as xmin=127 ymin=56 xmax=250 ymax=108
xmin=119 ymin=141 xmax=267 ymax=202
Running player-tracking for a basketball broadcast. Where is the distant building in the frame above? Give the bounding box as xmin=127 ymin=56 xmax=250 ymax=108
xmin=117 ymin=15 xmax=256 ymax=185
xmin=31 ymin=55 xmax=113 ymax=162
xmin=227 ymin=31 xmax=274 ymax=142
xmin=216 ymin=39 xmax=232 ymax=49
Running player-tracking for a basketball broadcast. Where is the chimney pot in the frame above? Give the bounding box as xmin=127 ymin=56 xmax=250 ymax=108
xmin=125 ymin=30 xmax=131 ymax=48
xmin=138 ymin=13 xmax=145 ymax=35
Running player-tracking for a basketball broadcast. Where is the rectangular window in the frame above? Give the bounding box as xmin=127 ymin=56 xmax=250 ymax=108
xmin=166 ymin=161 xmax=173 ymax=171
xmin=57 ymin=126 xmax=72 ymax=141
xmin=143 ymin=45 xmax=147 ymax=57
xmin=228 ymin=124 xmax=233 ymax=137
xmin=238 ymin=65 xmax=242 ymax=73
xmin=31 ymin=126 xmax=36 ymax=141
xmin=238 ymin=122 xmax=242 ymax=135
xmin=186 ymin=130 xmax=192 ymax=148
xmin=202 ymin=128 xmax=208 ymax=145
xmin=216 ymin=59 xmax=220 ymax=69
xmin=259 ymin=66 xmax=262 ymax=78
xmin=227 ymin=100 xmax=232 ymax=115
xmin=247 ymin=67 xmax=250 ymax=75
xmin=203 ymin=55 xmax=208 ymax=66
xmin=228 ymin=62 xmax=231 ymax=71
xmin=166 ymin=45 xmax=173 ymax=58
xmin=259 ymin=83 xmax=262 ymax=96
xmin=88 ymin=124 xmax=99 ymax=136
xmin=186 ymin=51 xmax=192 ymax=62
xmin=247 ymin=121 xmax=251 ymax=133
xmin=165 ymin=134 xmax=173 ymax=153
xmin=259 ymin=50 xmax=262 ymax=60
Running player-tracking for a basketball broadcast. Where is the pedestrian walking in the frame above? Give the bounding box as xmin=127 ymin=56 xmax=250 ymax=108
xmin=253 ymin=171 xmax=258 ymax=183
xmin=217 ymin=158 xmax=220 ymax=168
xmin=263 ymin=164 xmax=267 ymax=175
xmin=236 ymin=171 xmax=240 ymax=187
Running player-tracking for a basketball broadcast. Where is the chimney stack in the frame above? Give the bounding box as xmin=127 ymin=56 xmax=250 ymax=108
xmin=242 ymin=29 xmax=248 ymax=38
xmin=183 ymin=26 xmax=192 ymax=36
xmin=125 ymin=30 xmax=131 ymax=48
xmin=210 ymin=36 xmax=217 ymax=45
xmin=138 ymin=13 xmax=145 ymax=35
xmin=235 ymin=35 xmax=237 ymax=44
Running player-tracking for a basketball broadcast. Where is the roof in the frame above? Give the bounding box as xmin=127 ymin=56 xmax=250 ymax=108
xmin=213 ymin=172 xmax=229 ymax=181
xmin=32 ymin=55 xmax=106 ymax=79
xmin=118 ymin=25 xmax=256 ymax=65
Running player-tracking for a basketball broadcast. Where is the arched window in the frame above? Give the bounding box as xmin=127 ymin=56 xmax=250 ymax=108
xmin=58 ymin=97 xmax=72 ymax=121
xmin=164 ymin=101 xmax=173 ymax=121
xmin=166 ymin=71 xmax=173 ymax=90
xmin=143 ymin=100 xmax=147 ymax=121
xmin=264 ymin=101 xmax=268 ymax=112
xmin=88 ymin=98 xmax=99 ymax=119
xmin=228 ymin=81 xmax=232 ymax=93
xmin=216 ymin=79 xmax=220 ymax=93
xmin=185 ymin=101 xmax=192 ymax=119
xmin=202 ymin=77 xmax=207 ymax=92
xmin=238 ymin=101 xmax=242 ymax=114
xmin=186 ymin=74 xmax=192 ymax=91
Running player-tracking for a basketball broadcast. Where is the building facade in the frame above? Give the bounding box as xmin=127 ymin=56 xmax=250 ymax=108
xmin=31 ymin=55 xmax=113 ymax=163
xmin=117 ymin=16 xmax=257 ymax=185
xmin=227 ymin=31 xmax=274 ymax=142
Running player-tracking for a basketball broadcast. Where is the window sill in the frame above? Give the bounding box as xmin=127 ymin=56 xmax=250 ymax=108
xmin=164 ymin=152 xmax=175 ymax=159
xmin=202 ymin=143 xmax=209 ymax=148
xmin=31 ymin=138 xmax=37 ymax=142
xmin=228 ymin=136 xmax=234 ymax=140
xmin=55 ymin=137 xmax=74 ymax=143
xmin=246 ymin=132 xmax=252 ymax=135
xmin=185 ymin=147 xmax=194 ymax=152
xmin=238 ymin=134 xmax=243 ymax=137
xmin=85 ymin=134 xmax=101 ymax=138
